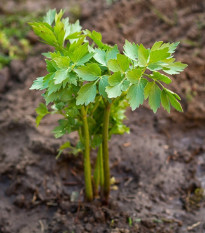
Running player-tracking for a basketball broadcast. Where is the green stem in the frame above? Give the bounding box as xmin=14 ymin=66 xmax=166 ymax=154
xmin=93 ymin=147 xmax=100 ymax=197
xmin=81 ymin=106 xmax=93 ymax=201
xmin=102 ymin=102 xmax=112 ymax=203
xmin=99 ymin=144 xmax=104 ymax=189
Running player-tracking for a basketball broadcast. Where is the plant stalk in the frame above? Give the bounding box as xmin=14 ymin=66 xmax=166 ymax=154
xmin=102 ymin=102 xmax=112 ymax=203
xmin=81 ymin=106 xmax=93 ymax=201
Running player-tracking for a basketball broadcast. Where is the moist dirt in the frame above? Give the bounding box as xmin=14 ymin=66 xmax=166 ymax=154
xmin=0 ymin=0 xmax=205 ymax=232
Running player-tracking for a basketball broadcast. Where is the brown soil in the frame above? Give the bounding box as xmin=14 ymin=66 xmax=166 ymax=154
xmin=0 ymin=0 xmax=205 ymax=232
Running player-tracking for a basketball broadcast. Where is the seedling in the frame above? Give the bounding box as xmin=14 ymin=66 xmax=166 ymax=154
xmin=30 ymin=9 xmax=187 ymax=203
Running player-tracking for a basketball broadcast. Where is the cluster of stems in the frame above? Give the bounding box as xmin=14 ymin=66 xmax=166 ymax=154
xmin=82 ymin=103 xmax=112 ymax=203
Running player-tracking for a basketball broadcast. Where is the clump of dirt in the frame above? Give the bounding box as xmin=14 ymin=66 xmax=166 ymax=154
xmin=0 ymin=0 xmax=205 ymax=233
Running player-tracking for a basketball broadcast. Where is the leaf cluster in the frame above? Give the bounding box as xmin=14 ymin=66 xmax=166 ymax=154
xmin=30 ymin=9 xmax=187 ymax=155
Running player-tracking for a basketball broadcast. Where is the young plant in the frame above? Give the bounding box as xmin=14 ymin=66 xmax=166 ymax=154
xmin=30 ymin=9 xmax=187 ymax=203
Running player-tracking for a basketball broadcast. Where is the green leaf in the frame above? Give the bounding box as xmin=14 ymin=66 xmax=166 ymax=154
xmin=54 ymin=69 xmax=68 ymax=84
xmin=53 ymin=56 xmax=70 ymax=68
xmin=54 ymin=20 xmax=65 ymax=46
xmin=151 ymin=71 xmax=172 ymax=84
xmin=106 ymin=45 xmax=119 ymax=64
xmin=76 ymin=83 xmax=97 ymax=105
xmin=162 ymin=62 xmax=187 ymax=74
xmin=69 ymin=43 xmax=88 ymax=63
xmin=108 ymin=72 xmax=123 ymax=86
xmin=126 ymin=67 xmax=143 ymax=84
xmin=166 ymin=90 xmax=183 ymax=112
xmin=144 ymin=82 xmax=161 ymax=113
xmin=106 ymin=84 xmax=122 ymax=98
xmin=30 ymin=77 xmax=45 ymax=90
xmin=93 ymin=48 xmax=106 ymax=66
xmin=151 ymin=41 xmax=163 ymax=51
xmin=108 ymin=54 xmax=130 ymax=72
xmin=53 ymin=119 xmax=70 ymax=138
xmin=121 ymin=80 xmax=130 ymax=91
xmin=149 ymin=47 xmax=170 ymax=64
xmin=168 ymin=42 xmax=180 ymax=53
xmin=127 ymin=78 xmax=147 ymax=110
xmin=151 ymin=41 xmax=179 ymax=54
xmin=144 ymin=82 xmax=154 ymax=100
xmin=43 ymin=9 xmax=56 ymax=25
xmin=46 ymin=60 xmax=57 ymax=72
xmin=85 ymin=30 xmax=111 ymax=49
xmin=93 ymin=46 xmax=119 ymax=66
xmin=148 ymin=62 xmax=163 ymax=71
xmin=75 ymin=63 xmax=101 ymax=81
xmin=42 ymin=52 xmax=52 ymax=58
xmin=29 ymin=22 xmax=58 ymax=47
xmin=67 ymin=72 xmax=78 ymax=85
xmin=165 ymin=89 xmax=181 ymax=100
xmin=161 ymin=89 xmax=170 ymax=113
xmin=60 ymin=88 xmax=73 ymax=102
xmin=64 ymin=19 xmax=82 ymax=40
xmin=99 ymin=75 xmax=109 ymax=98
xmin=123 ymin=40 xmax=138 ymax=60
xmin=138 ymin=44 xmax=150 ymax=67
xmin=35 ymin=103 xmax=50 ymax=126
xmin=56 ymin=141 xmax=71 ymax=159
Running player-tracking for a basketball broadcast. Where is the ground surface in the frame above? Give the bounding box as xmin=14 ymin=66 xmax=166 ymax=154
xmin=0 ymin=0 xmax=205 ymax=232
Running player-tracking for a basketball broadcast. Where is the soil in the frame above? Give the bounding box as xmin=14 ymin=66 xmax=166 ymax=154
xmin=0 ymin=0 xmax=205 ymax=232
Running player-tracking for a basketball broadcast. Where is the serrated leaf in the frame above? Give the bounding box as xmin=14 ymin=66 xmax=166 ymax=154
xmin=148 ymin=62 xmax=163 ymax=71
xmin=168 ymin=42 xmax=180 ymax=53
xmin=60 ymin=88 xmax=73 ymax=102
xmin=165 ymin=89 xmax=181 ymax=100
xmin=151 ymin=41 xmax=163 ymax=51
xmin=30 ymin=77 xmax=45 ymax=90
xmin=108 ymin=54 xmax=130 ymax=72
xmin=67 ymin=72 xmax=78 ymax=85
xmin=162 ymin=62 xmax=187 ymax=74
xmin=126 ymin=67 xmax=143 ymax=84
xmin=108 ymin=72 xmax=123 ymax=86
xmin=53 ymin=119 xmax=70 ymax=138
xmin=144 ymin=82 xmax=154 ymax=100
xmin=94 ymin=48 xmax=106 ymax=66
xmin=63 ymin=18 xmax=82 ymax=41
xmin=106 ymin=84 xmax=122 ymax=98
xmin=29 ymin=22 xmax=58 ymax=47
xmin=69 ymin=43 xmax=88 ymax=63
xmin=54 ymin=69 xmax=68 ymax=84
xmin=99 ymin=75 xmax=109 ymax=98
xmin=144 ymin=82 xmax=161 ymax=113
xmin=42 ymin=52 xmax=52 ymax=58
xmin=138 ymin=44 xmax=150 ymax=67
xmin=53 ymin=56 xmax=70 ymax=68
xmin=76 ymin=83 xmax=97 ymax=105
xmin=123 ymin=40 xmax=138 ymax=60
xmin=85 ymin=30 xmax=111 ymax=49
xmin=127 ymin=78 xmax=147 ymax=110
xmin=75 ymin=63 xmax=101 ymax=81
xmin=54 ymin=20 xmax=65 ymax=46
xmin=166 ymin=91 xmax=183 ymax=112
xmin=121 ymin=79 xmax=130 ymax=91
xmin=77 ymin=52 xmax=94 ymax=66
xmin=151 ymin=71 xmax=172 ymax=84
xmin=46 ymin=60 xmax=57 ymax=72
xmin=149 ymin=47 xmax=170 ymax=64
xmin=56 ymin=141 xmax=71 ymax=159
xmin=43 ymin=9 xmax=56 ymax=25
xmin=35 ymin=103 xmax=50 ymax=126
xmin=161 ymin=89 xmax=170 ymax=113
xmin=106 ymin=45 xmax=119 ymax=64
xmin=36 ymin=103 xmax=49 ymax=115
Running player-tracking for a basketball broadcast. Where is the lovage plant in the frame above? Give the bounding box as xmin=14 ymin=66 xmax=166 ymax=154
xmin=30 ymin=9 xmax=187 ymax=203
